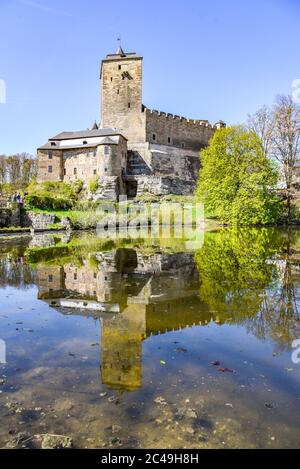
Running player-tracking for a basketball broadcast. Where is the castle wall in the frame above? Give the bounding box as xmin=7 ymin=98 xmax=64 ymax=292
xmin=37 ymin=150 xmax=63 ymax=182
xmin=145 ymin=109 xmax=216 ymax=150
xmin=127 ymin=143 xmax=199 ymax=178
xmin=98 ymin=139 xmax=127 ymax=178
xmin=63 ymin=147 xmax=98 ymax=183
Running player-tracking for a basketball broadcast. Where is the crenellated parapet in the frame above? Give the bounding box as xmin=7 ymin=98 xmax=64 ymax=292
xmin=143 ymin=106 xmax=225 ymax=130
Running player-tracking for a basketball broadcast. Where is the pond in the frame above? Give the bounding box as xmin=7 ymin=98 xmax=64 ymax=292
xmin=0 ymin=227 xmax=300 ymax=449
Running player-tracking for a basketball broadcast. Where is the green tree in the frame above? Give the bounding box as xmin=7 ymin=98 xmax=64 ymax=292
xmin=196 ymin=126 xmax=281 ymax=225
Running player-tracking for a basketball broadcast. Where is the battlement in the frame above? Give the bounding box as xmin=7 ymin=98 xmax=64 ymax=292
xmin=143 ymin=106 xmax=224 ymax=130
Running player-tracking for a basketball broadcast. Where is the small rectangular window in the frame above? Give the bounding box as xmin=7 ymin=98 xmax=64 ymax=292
xmin=128 ymin=103 xmax=131 ymax=108
xmin=48 ymin=165 xmax=53 ymax=173
xmin=48 ymin=274 xmax=53 ymax=282
xmin=105 ymin=168 xmax=107 ymax=172
xmin=48 ymin=151 xmax=53 ymax=159
xmin=110 ymin=77 xmax=113 ymax=81
xmin=104 ymin=146 xmax=109 ymax=155
xmin=74 ymin=168 xmax=77 ymax=175
xmin=168 ymin=137 xmax=171 ymax=144
xmin=74 ymin=273 xmax=77 ymax=280
xmin=93 ymin=169 xmax=96 ymax=175
xmin=63 ymin=168 xmax=66 ymax=175
xmin=118 ymin=64 xmax=121 ymax=70
xmin=152 ymin=134 xmax=156 ymax=141
xmin=181 ymin=142 xmax=185 ymax=148
xmin=117 ymin=89 xmax=119 ymax=94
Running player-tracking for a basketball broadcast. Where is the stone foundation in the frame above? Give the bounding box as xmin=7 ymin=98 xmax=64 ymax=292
xmin=130 ymin=176 xmax=196 ymax=197
xmin=21 ymin=211 xmax=56 ymax=230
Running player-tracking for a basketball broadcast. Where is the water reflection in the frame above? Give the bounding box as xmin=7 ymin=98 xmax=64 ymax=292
xmin=1 ymin=228 xmax=300 ymax=448
xmin=27 ymin=228 xmax=300 ymax=389
xmin=36 ymin=250 xmax=206 ymax=391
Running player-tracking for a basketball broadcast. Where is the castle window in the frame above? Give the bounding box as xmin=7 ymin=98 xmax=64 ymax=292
xmin=105 ymin=168 xmax=107 ymax=172
xmin=152 ymin=133 xmax=156 ymax=141
xmin=64 ymin=168 xmax=66 ymax=175
xmin=74 ymin=273 xmax=77 ymax=280
xmin=48 ymin=274 xmax=53 ymax=282
xmin=48 ymin=151 xmax=53 ymax=159
xmin=93 ymin=150 xmax=96 ymax=157
xmin=74 ymin=168 xmax=77 ymax=175
xmin=104 ymin=146 xmax=109 ymax=155
xmin=168 ymin=137 xmax=171 ymax=144
xmin=181 ymin=142 xmax=185 ymax=148
xmin=110 ymin=77 xmax=113 ymax=81
xmin=117 ymin=89 xmax=119 ymax=94
xmin=48 ymin=165 xmax=53 ymax=173
xmin=118 ymin=65 xmax=121 ymax=70
xmin=128 ymin=102 xmax=131 ymax=108
xmin=83 ymin=140 xmax=87 ymax=145
xmin=93 ymin=273 xmax=97 ymax=279
xmin=93 ymin=169 xmax=97 ymax=175
xmin=50 ymin=142 xmax=56 ymax=146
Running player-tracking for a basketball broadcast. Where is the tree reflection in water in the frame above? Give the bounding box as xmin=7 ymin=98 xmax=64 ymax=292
xmin=195 ymin=228 xmax=300 ymax=350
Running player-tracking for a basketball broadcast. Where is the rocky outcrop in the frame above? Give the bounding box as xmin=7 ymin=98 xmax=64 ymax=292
xmin=135 ymin=176 xmax=196 ymax=196
xmin=87 ymin=176 xmax=121 ymax=201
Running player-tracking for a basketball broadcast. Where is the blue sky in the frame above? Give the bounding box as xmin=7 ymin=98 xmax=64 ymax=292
xmin=0 ymin=0 xmax=299 ymax=155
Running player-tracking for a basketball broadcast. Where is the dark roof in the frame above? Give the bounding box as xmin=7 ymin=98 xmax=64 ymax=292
xmin=48 ymin=128 xmax=126 ymax=141
xmin=100 ymin=136 xmax=118 ymax=145
xmin=116 ymin=46 xmax=125 ymax=57
xmin=38 ymin=143 xmax=99 ymax=150
xmin=104 ymin=51 xmax=142 ymax=61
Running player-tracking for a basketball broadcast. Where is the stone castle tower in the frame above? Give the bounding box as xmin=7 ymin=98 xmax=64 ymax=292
xmin=100 ymin=46 xmax=145 ymax=143
xmin=37 ymin=45 xmax=225 ymax=199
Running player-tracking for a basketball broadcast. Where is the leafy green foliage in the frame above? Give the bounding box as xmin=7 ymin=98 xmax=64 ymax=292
xmin=88 ymin=176 xmax=99 ymax=194
xmin=26 ymin=181 xmax=81 ymax=210
xmin=196 ymin=126 xmax=282 ymax=225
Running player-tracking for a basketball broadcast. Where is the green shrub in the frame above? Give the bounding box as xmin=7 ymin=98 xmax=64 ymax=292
xmin=73 ymin=179 xmax=84 ymax=194
xmin=88 ymin=176 xmax=99 ymax=194
xmin=26 ymin=193 xmax=74 ymax=210
xmin=25 ymin=181 xmax=84 ymax=210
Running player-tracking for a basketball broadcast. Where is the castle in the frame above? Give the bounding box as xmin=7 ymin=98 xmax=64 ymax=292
xmin=37 ymin=46 xmax=225 ymax=200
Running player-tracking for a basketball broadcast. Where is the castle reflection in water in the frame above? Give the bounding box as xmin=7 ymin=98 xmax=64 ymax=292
xmin=37 ymin=249 xmax=211 ymax=392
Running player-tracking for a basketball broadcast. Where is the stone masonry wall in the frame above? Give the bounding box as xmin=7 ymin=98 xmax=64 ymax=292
xmin=127 ymin=142 xmax=200 ymax=181
xmin=37 ymin=150 xmax=63 ymax=182
xmin=135 ymin=175 xmax=196 ymax=196
xmin=101 ymin=57 xmax=145 ymax=143
xmin=145 ymin=109 xmax=216 ymax=151
xmin=22 ymin=211 xmax=56 ymax=230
